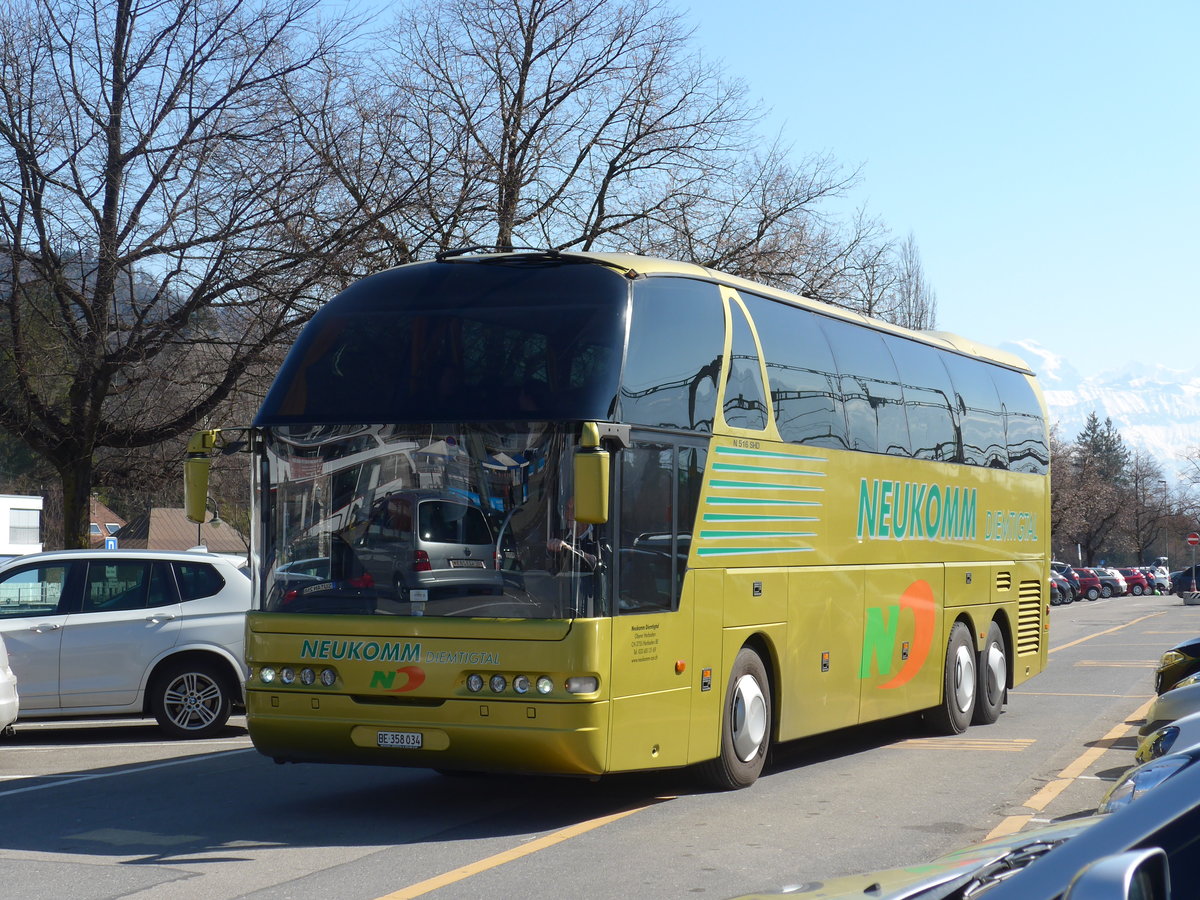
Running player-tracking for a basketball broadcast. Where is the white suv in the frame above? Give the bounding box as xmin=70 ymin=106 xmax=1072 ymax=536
xmin=0 ymin=549 xmax=250 ymax=738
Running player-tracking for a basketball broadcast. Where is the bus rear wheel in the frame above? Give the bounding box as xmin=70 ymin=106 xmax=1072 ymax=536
xmin=927 ymin=622 xmax=976 ymax=734
xmin=701 ymin=647 xmax=771 ymax=790
xmin=972 ymin=620 xmax=1007 ymax=725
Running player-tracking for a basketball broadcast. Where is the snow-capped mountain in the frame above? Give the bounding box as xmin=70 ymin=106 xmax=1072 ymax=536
xmin=999 ymin=340 xmax=1200 ymax=482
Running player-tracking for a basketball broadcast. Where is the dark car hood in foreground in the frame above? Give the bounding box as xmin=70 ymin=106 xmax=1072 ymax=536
xmin=729 ymin=817 xmax=1100 ymax=900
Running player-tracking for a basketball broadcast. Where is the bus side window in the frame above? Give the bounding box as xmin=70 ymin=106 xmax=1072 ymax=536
xmin=991 ymin=367 xmax=1048 ymax=474
xmin=744 ymin=294 xmax=848 ymax=449
xmin=821 ymin=318 xmax=911 ymax=456
xmin=723 ymin=298 xmax=768 ymax=431
xmin=618 ymin=442 xmax=705 ymax=614
xmin=621 ymin=278 xmax=724 ymax=432
xmin=886 ymin=334 xmax=961 ymax=463
xmin=942 ymin=354 xmax=1007 ymax=468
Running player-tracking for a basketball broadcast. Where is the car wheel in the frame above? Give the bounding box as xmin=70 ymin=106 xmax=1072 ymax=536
xmin=973 ymin=620 xmax=1007 ymax=725
xmin=700 ymin=647 xmax=771 ymax=790
xmin=927 ymin=622 xmax=976 ymax=734
xmin=1101 ymin=585 xmax=1113 ymax=598
xmin=150 ymin=658 xmax=234 ymax=739
xmin=1132 ymin=585 xmax=1144 ymax=596
xmin=1087 ymin=587 xmax=1100 ymax=601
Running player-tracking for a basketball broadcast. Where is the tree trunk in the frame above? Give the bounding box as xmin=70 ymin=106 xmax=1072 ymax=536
xmin=58 ymin=458 xmax=94 ymax=550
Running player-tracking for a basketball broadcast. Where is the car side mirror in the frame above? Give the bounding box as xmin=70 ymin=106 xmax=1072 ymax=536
xmin=1063 ymin=847 xmax=1169 ymax=899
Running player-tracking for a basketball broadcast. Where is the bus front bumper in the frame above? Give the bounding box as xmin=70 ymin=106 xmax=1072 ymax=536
xmin=245 ymin=689 xmax=610 ymax=775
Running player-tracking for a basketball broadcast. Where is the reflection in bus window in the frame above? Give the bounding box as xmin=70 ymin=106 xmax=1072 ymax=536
xmin=621 ymin=278 xmax=723 ymax=431
xmin=618 ymin=442 xmax=704 ymax=613
xmin=991 ymin=367 xmax=1048 ymax=474
xmin=724 ymin=298 xmax=768 ymax=431
xmin=942 ymin=353 xmax=1007 ymax=468
xmin=821 ymin=318 xmax=910 ymax=456
xmin=886 ymin=334 xmax=960 ymax=462
xmin=744 ymin=294 xmax=848 ymax=449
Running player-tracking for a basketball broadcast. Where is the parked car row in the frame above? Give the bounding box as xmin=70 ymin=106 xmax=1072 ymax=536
xmin=1049 ymin=560 xmax=1171 ymax=605
xmin=0 ymin=548 xmax=252 ymax=739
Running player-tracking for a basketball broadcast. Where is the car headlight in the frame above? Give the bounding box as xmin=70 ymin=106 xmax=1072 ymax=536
xmin=1098 ymin=755 xmax=1192 ymax=813
xmin=1169 ymin=673 xmax=1200 ymax=692
xmin=1159 ymin=650 xmax=1187 ymax=669
xmin=1135 ymin=725 xmax=1180 ymax=765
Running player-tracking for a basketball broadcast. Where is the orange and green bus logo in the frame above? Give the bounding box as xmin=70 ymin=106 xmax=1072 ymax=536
xmin=370 ymin=666 xmax=426 ymax=692
xmin=859 ymin=580 xmax=936 ymax=688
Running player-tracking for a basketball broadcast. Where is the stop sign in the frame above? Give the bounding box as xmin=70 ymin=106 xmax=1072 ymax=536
xmin=1188 ymin=533 xmax=1200 ymax=546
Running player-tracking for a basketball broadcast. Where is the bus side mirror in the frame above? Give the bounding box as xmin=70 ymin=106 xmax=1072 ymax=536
xmin=574 ymin=449 xmax=610 ymax=525
xmin=184 ymin=430 xmax=220 ymax=524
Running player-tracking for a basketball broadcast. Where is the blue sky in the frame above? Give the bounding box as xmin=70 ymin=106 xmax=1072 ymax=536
xmin=680 ymin=0 xmax=1198 ymax=378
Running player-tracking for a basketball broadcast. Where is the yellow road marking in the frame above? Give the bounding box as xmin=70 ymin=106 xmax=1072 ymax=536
xmin=1049 ymin=612 xmax=1164 ymax=653
xmin=985 ymin=696 xmax=1155 ymax=840
xmin=896 ymin=738 xmax=1035 ymax=752
xmin=1144 ymin=630 xmax=1198 ymax=635
xmin=1073 ymin=660 xmax=1158 ymax=668
xmin=376 ymin=802 xmax=661 ymax=899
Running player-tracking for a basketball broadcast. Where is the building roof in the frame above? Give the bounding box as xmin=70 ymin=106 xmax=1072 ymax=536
xmin=89 ymin=497 xmax=126 ymax=546
xmin=115 ymin=507 xmax=247 ymax=554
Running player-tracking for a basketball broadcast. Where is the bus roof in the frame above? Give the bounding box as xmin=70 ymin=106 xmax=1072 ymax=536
xmin=436 ymin=250 xmax=1036 ymax=376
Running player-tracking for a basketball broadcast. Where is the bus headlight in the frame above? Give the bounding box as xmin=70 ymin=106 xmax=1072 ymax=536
xmin=466 ymin=673 xmax=485 ymax=693
xmin=320 ymin=668 xmax=337 ymax=686
xmin=489 ymin=674 xmax=508 ymax=693
xmin=513 ymin=674 xmax=531 ymax=694
xmin=536 ymin=676 xmax=554 ymax=695
xmin=259 ymin=667 xmax=277 ymax=685
xmin=280 ymin=667 xmax=296 ymax=685
xmin=300 ymin=668 xmax=316 ymax=686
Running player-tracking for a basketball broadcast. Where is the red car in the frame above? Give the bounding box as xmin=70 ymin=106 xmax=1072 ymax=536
xmin=1071 ymin=567 xmax=1103 ymax=601
xmin=1117 ymin=567 xmax=1150 ymax=595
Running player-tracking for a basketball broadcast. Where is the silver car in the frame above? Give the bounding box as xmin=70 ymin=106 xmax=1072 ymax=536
xmin=343 ymin=490 xmax=503 ymax=608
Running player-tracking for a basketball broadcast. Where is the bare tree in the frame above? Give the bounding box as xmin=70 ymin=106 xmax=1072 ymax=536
xmin=328 ymin=0 xmax=758 ymax=257
xmin=1121 ymin=449 xmax=1170 ymax=565
xmin=893 ymin=232 xmax=938 ymax=330
xmin=0 ymin=0 xmax=369 ymax=548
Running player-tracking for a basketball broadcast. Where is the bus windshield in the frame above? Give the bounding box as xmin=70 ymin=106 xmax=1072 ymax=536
xmin=261 ymin=422 xmax=608 ymax=619
xmin=255 ymin=257 xmax=628 ymax=426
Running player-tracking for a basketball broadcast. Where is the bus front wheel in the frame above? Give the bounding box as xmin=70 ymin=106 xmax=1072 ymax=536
xmin=927 ymin=622 xmax=976 ymax=734
xmin=701 ymin=647 xmax=771 ymax=790
xmin=972 ymin=619 xmax=1007 ymax=725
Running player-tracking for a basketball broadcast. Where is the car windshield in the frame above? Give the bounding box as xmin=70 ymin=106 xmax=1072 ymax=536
xmin=259 ymin=423 xmax=609 ymax=618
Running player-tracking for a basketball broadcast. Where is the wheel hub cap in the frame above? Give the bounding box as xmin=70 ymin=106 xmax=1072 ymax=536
xmin=731 ymin=674 xmax=767 ymax=762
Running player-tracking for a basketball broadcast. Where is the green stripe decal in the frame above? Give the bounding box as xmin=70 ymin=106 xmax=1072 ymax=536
xmin=706 ymin=497 xmax=820 ymax=506
xmin=696 ymin=547 xmax=813 ymax=557
xmin=700 ymin=531 xmax=816 ymax=539
xmin=710 ymin=480 xmax=822 ymax=491
xmin=703 ymin=513 xmax=816 ymax=522
xmin=710 ymin=465 xmax=806 ymax=480
xmin=716 ymin=447 xmax=827 ymax=462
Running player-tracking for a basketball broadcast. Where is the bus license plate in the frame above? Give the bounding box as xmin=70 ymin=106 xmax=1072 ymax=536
xmin=449 ymin=559 xmax=485 ymax=568
xmin=377 ymin=731 xmax=422 ymax=749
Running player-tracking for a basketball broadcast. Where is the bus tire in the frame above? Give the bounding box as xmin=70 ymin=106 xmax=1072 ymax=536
xmin=701 ymin=647 xmax=771 ymax=790
xmin=150 ymin=658 xmax=234 ymax=739
xmin=972 ymin=620 xmax=1007 ymax=725
xmin=927 ymin=622 xmax=976 ymax=735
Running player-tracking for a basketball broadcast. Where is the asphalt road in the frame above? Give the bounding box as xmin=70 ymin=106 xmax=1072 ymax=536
xmin=0 ymin=590 xmax=1192 ymax=900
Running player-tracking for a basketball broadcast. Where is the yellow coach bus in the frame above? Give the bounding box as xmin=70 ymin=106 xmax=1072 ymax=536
xmin=186 ymin=251 xmax=1050 ymax=789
